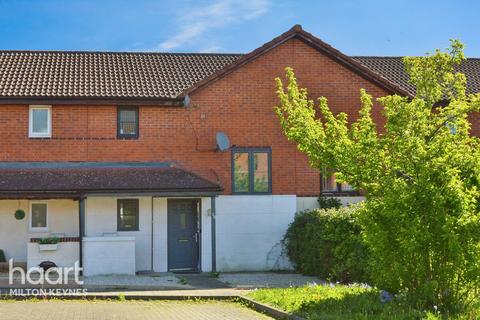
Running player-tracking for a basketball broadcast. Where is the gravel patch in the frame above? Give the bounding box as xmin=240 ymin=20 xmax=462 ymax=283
xmin=218 ymin=272 xmax=320 ymax=289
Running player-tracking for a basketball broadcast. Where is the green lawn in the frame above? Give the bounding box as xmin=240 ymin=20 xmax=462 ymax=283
xmin=247 ymin=285 xmax=479 ymax=320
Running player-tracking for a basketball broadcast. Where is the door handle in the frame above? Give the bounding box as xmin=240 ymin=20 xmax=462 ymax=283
xmin=194 ymin=232 xmax=199 ymax=243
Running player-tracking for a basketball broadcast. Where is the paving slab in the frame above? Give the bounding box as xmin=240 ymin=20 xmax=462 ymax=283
xmin=0 ymin=300 xmax=274 ymax=320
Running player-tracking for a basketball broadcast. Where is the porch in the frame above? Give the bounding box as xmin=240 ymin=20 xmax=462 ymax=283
xmin=0 ymin=162 xmax=221 ymax=276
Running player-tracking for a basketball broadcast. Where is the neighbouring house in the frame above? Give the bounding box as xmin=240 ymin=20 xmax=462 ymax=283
xmin=0 ymin=25 xmax=479 ymax=276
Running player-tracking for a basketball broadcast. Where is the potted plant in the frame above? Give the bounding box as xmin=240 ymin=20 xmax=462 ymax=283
xmin=37 ymin=237 xmax=61 ymax=251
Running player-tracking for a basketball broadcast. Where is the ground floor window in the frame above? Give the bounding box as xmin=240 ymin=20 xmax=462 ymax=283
xmin=117 ymin=199 xmax=139 ymax=231
xmin=30 ymin=202 xmax=48 ymax=231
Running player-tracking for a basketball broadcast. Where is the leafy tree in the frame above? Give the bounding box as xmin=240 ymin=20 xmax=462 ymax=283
xmin=275 ymin=40 xmax=480 ymax=311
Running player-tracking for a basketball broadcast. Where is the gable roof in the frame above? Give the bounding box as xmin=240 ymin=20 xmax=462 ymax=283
xmin=0 ymin=25 xmax=479 ymax=104
xmin=180 ymin=25 xmax=413 ymax=98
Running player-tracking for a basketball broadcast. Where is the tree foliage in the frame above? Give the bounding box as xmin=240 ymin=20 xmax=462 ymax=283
xmin=275 ymin=40 xmax=480 ymax=311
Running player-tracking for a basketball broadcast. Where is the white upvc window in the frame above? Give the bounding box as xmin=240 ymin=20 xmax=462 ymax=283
xmin=29 ymin=202 xmax=49 ymax=232
xmin=29 ymin=105 xmax=52 ymax=138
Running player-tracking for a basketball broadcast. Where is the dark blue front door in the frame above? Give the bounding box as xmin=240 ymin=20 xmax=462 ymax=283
xmin=167 ymin=199 xmax=199 ymax=271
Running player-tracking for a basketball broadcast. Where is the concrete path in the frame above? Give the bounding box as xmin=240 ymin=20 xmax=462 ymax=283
xmin=1 ymin=271 xmax=320 ymax=292
xmin=0 ymin=300 xmax=273 ymax=320
xmin=218 ymin=272 xmax=320 ymax=289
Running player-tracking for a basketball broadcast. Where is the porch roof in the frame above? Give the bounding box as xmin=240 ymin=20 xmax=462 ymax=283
xmin=0 ymin=162 xmax=222 ymax=199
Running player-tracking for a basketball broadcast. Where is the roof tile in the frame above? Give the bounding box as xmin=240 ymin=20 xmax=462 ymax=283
xmin=0 ymin=49 xmax=478 ymax=100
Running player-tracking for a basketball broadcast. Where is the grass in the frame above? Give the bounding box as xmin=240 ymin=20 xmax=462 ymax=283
xmin=247 ymin=284 xmax=480 ymax=320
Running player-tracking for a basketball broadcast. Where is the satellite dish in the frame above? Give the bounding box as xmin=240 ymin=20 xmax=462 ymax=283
xmin=216 ymin=132 xmax=230 ymax=152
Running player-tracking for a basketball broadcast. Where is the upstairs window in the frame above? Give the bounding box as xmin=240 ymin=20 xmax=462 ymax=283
xmin=321 ymin=172 xmax=355 ymax=194
xmin=117 ymin=106 xmax=139 ymax=139
xmin=29 ymin=105 xmax=52 ymax=138
xmin=232 ymin=148 xmax=271 ymax=194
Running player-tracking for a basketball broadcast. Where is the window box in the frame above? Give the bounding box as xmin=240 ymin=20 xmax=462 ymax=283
xmin=38 ymin=244 xmax=58 ymax=252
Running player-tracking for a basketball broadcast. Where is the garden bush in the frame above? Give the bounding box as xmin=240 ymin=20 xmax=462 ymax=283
xmin=317 ymin=195 xmax=342 ymax=209
xmin=0 ymin=249 xmax=5 ymax=263
xmin=283 ymin=204 xmax=369 ymax=283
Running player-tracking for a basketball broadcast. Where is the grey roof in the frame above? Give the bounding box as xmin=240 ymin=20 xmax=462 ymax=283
xmin=353 ymin=56 xmax=480 ymax=96
xmin=0 ymin=162 xmax=222 ymax=199
xmin=0 ymin=51 xmax=241 ymax=100
xmin=0 ymin=48 xmax=478 ymax=101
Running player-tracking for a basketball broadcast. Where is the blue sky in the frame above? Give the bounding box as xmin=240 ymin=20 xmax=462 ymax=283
xmin=0 ymin=0 xmax=478 ymax=56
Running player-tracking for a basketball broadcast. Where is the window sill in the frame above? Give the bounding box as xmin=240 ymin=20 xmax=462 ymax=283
xmin=29 ymin=228 xmax=49 ymax=233
xmin=321 ymin=191 xmax=361 ymax=197
xmin=232 ymin=192 xmax=272 ymax=195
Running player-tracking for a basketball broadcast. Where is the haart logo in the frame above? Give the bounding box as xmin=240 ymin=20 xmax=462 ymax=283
xmin=9 ymin=259 xmax=84 ymax=285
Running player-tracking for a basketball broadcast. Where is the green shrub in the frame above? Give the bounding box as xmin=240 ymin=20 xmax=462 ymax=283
xmin=0 ymin=249 xmax=6 ymax=263
xmin=38 ymin=237 xmax=61 ymax=245
xmin=283 ymin=204 xmax=369 ymax=283
xmin=318 ymin=195 xmax=342 ymax=209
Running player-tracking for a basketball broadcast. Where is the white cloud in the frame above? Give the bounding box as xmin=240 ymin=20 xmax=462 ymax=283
xmin=157 ymin=0 xmax=269 ymax=51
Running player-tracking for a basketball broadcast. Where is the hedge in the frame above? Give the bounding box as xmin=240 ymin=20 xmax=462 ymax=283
xmin=283 ymin=204 xmax=369 ymax=283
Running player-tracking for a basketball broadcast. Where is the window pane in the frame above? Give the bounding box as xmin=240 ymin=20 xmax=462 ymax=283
xmin=118 ymin=199 xmax=139 ymax=230
xmin=31 ymin=204 xmax=47 ymax=228
xmin=119 ymin=109 xmax=137 ymax=135
xmin=253 ymin=152 xmax=269 ymax=192
xmin=322 ymin=174 xmax=338 ymax=192
xmin=180 ymin=213 xmax=187 ymax=229
xmin=32 ymin=109 xmax=49 ymax=133
xmin=233 ymin=152 xmax=250 ymax=192
xmin=340 ymin=182 xmax=354 ymax=192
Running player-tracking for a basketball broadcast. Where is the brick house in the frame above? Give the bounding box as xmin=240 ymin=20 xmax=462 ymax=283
xmin=0 ymin=25 xmax=479 ymax=275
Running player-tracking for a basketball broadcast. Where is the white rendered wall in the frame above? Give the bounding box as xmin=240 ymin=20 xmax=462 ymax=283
xmin=152 ymin=198 xmax=167 ymax=272
xmin=200 ymin=197 xmax=212 ymax=272
xmin=83 ymin=237 xmax=135 ymax=276
xmin=215 ymin=195 xmax=296 ymax=271
xmin=85 ymin=197 xmax=153 ymax=272
xmin=296 ymin=196 xmax=365 ymax=211
xmin=85 ymin=196 xmax=211 ymax=273
xmin=27 ymin=242 xmax=79 ymax=269
xmin=0 ymin=200 xmax=79 ymax=263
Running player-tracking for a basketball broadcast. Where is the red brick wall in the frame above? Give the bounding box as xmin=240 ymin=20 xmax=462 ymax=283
xmin=0 ymin=38 xmax=392 ymax=195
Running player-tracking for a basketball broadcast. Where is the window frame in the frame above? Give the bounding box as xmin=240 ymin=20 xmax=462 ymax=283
xmin=29 ymin=105 xmax=52 ymax=138
xmin=231 ymin=147 xmax=272 ymax=194
xmin=29 ymin=201 xmax=49 ymax=232
xmin=320 ymin=173 xmax=359 ymax=196
xmin=117 ymin=106 xmax=139 ymax=139
xmin=117 ymin=199 xmax=140 ymax=232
